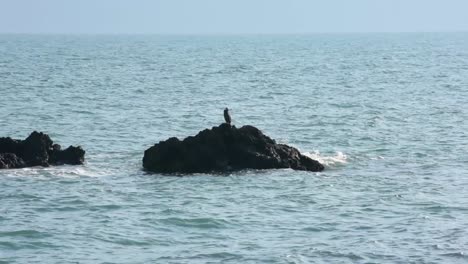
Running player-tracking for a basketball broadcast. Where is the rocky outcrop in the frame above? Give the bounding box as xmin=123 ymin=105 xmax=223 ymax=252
xmin=0 ymin=153 xmax=25 ymax=169
xmin=0 ymin=131 xmax=85 ymax=169
xmin=143 ymin=123 xmax=324 ymax=173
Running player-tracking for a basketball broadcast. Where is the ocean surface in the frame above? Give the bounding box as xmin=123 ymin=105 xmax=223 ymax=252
xmin=1 ymin=33 xmax=468 ymax=263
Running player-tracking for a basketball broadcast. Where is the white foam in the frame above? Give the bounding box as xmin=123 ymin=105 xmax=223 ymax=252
xmin=52 ymin=165 xmax=120 ymax=178
xmin=1 ymin=165 xmax=114 ymax=179
xmin=303 ymin=150 xmax=348 ymax=168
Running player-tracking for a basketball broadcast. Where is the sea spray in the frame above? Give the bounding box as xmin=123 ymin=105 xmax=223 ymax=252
xmin=303 ymin=151 xmax=348 ymax=168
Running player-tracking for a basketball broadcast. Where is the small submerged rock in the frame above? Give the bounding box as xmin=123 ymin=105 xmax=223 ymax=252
xmin=0 ymin=131 xmax=85 ymax=169
xmin=143 ymin=123 xmax=324 ymax=173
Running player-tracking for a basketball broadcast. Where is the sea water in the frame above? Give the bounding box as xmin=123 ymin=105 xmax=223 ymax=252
xmin=0 ymin=33 xmax=467 ymax=263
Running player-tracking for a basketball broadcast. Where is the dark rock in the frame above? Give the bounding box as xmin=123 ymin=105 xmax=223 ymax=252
xmin=0 ymin=131 xmax=85 ymax=169
xmin=0 ymin=153 xmax=25 ymax=169
xmin=143 ymin=123 xmax=324 ymax=173
xmin=0 ymin=137 xmax=21 ymax=154
xmin=21 ymin=131 xmax=53 ymax=166
xmin=49 ymin=145 xmax=85 ymax=165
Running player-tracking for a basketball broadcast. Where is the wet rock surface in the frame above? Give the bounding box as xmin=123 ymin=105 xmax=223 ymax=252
xmin=0 ymin=131 xmax=85 ymax=169
xmin=143 ymin=123 xmax=324 ymax=173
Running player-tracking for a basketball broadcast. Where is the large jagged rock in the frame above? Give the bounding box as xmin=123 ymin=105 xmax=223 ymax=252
xmin=143 ymin=123 xmax=324 ymax=173
xmin=0 ymin=131 xmax=85 ymax=169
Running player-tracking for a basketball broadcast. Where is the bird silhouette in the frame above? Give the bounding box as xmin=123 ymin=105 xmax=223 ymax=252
xmin=224 ymin=108 xmax=231 ymax=125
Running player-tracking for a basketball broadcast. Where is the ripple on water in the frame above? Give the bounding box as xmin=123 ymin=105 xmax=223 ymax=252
xmin=0 ymin=230 xmax=51 ymax=239
xmin=158 ymin=217 xmax=232 ymax=229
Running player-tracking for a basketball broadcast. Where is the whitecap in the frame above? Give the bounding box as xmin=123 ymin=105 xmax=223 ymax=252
xmin=0 ymin=165 xmax=115 ymax=179
xmin=303 ymin=150 xmax=348 ymax=168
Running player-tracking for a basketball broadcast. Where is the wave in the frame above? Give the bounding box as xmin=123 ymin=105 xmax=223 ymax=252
xmin=0 ymin=229 xmax=50 ymax=238
xmin=302 ymin=150 xmax=348 ymax=168
xmin=0 ymin=165 xmax=115 ymax=178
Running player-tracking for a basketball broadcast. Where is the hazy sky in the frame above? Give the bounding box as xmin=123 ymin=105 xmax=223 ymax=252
xmin=1 ymin=0 xmax=468 ymax=34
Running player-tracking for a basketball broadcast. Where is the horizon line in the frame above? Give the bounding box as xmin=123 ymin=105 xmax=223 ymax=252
xmin=0 ymin=30 xmax=467 ymax=36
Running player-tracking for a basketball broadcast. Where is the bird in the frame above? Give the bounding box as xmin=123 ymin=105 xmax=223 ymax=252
xmin=224 ymin=108 xmax=231 ymax=125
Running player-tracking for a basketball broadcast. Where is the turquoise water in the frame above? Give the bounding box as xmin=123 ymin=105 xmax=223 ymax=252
xmin=1 ymin=33 xmax=468 ymax=263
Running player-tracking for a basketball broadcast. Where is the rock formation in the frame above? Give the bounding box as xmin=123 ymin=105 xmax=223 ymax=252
xmin=0 ymin=131 xmax=85 ymax=169
xmin=143 ymin=123 xmax=324 ymax=173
